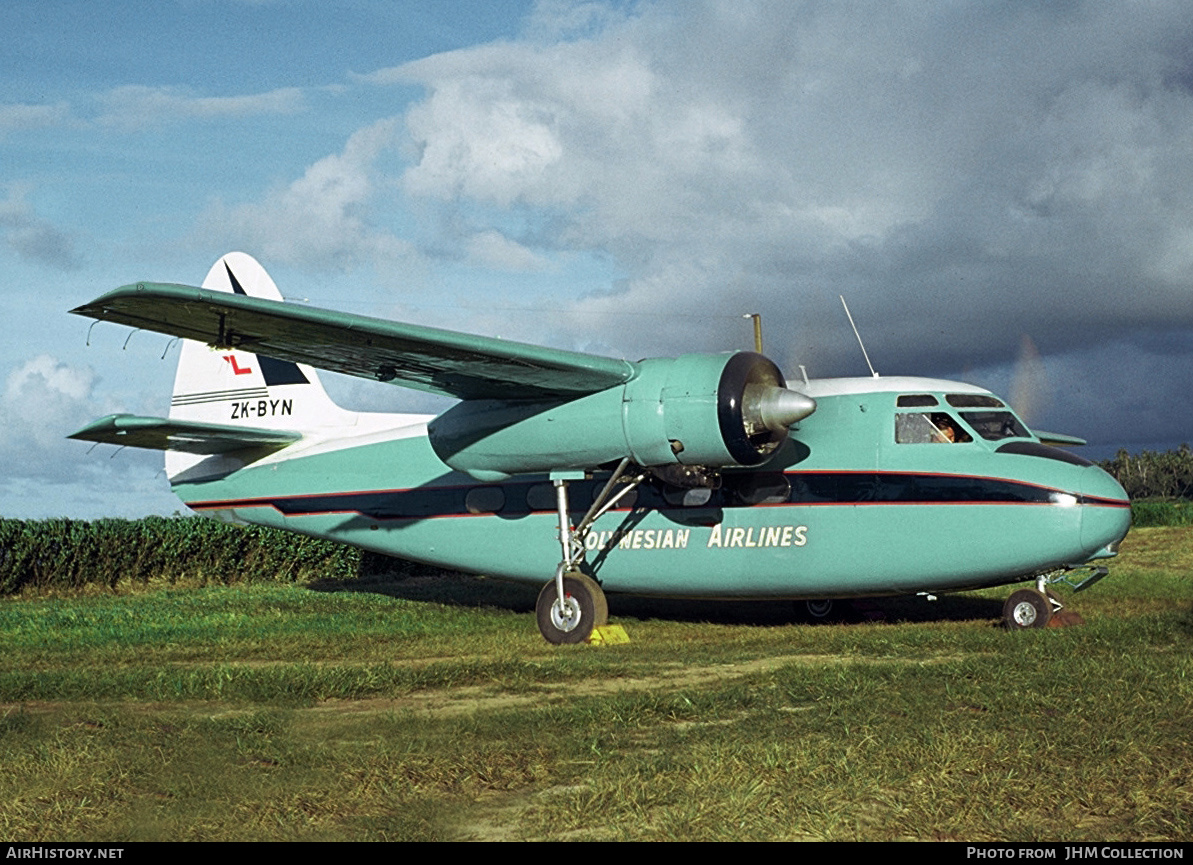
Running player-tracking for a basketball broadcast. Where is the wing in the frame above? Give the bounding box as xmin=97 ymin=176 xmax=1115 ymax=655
xmin=71 ymin=283 xmax=636 ymax=401
xmin=69 ymin=414 xmax=301 ymax=455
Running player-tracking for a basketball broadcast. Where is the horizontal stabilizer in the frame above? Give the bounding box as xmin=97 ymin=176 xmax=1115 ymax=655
xmin=69 ymin=414 xmax=301 ymax=455
xmin=72 ymin=283 xmax=636 ymax=401
xmin=1033 ymin=430 xmax=1087 ymax=447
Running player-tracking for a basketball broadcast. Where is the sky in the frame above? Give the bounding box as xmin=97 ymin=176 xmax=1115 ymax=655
xmin=2 ymin=0 xmax=1191 ymax=519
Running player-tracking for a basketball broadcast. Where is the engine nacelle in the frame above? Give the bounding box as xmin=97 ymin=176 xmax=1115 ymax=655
xmin=427 ymin=352 xmax=815 ymax=480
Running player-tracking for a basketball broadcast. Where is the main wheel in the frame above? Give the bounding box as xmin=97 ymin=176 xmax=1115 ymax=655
xmin=805 ymin=599 xmax=834 ymax=619
xmin=536 ymin=571 xmax=608 ymax=645
xmin=1003 ymin=588 xmax=1052 ymax=629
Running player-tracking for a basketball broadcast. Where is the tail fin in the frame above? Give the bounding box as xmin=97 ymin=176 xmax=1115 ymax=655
xmin=170 ymin=252 xmax=355 ymax=432
xmin=166 ymin=252 xmax=357 ymax=482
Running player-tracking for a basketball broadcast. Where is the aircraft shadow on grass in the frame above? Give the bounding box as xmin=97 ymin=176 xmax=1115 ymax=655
xmin=305 ymin=569 xmax=1008 ymax=628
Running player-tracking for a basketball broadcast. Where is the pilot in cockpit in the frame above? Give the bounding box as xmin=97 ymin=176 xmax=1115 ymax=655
xmin=930 ymin=413 xmax=970 ymax=443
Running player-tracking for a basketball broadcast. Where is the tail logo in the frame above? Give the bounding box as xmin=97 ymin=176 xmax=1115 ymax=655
xmin=223 ymin=355 xmax=254 ymax=376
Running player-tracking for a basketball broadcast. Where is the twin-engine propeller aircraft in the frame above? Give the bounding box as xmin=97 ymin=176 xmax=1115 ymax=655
xmin=69 ymin=253 xmax=1131 ymax=642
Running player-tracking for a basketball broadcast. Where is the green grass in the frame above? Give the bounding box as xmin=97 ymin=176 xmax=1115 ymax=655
xmin=0 ymin=529 xmax=1189 ymax=841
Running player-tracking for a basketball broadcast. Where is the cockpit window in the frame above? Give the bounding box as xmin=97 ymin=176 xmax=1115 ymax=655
xmin=895 ymin=412 xmax=972 ymax=444
xmin=897 ymin=394 xmax=938 ymax=407
xmin=960 ymin=411 xmax=1030 ymax=441
xmin=946 ymin=394 xmax=1006 ymax=408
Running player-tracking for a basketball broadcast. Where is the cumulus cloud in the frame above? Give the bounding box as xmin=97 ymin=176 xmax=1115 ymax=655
xmin=0 ymin=185 xmax=83 ymax=270
xmin=465 ymin=229 xmax=552 ymax=271
xmin=195 ymin=117 xmax=415 ymax=268
xmin=0 ymin=354 xmax=173 ymax=520
xmin=1 ymin=355 xmax=100 ymax=480
xmin=373 ymin=0 xmax=1193 ymax=446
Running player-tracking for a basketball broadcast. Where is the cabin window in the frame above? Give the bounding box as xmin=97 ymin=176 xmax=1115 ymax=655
xmin=661 ymin=486 xmax=714 ymax=507
xmin=896 ymin=394 xmax=938 ymax=407
xmin=526 ymin=483 xmax=557 ymax=512
xmin=959 ymin=411 xmax=1029 ymax=441
xmin=895 ymin=412 xmax=971 ymax=444
xmin=946 ymin=394 xmax=1005 ymax=408
xmin=464 ymin=487 xmax=505 ymax=514
xmin=726 ymin=472 xmax=792 ymax=505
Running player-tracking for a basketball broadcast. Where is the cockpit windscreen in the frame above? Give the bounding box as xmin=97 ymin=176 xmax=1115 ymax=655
xmin=960 ymin=411 xmax=1030 ymax=441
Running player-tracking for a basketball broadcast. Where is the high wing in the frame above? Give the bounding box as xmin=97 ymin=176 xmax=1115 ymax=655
xmin=69 ymin=414 xmax=301 ymax=455
xmin=71 ymin=283 xmax=636 ymax=401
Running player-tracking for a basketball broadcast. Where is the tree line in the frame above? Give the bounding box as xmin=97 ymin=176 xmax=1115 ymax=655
xmin=1098 ymin=444 xmax=1193 ymax=500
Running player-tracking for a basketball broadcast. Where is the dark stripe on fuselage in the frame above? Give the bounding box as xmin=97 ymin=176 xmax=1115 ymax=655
xmin=187 ymin=470 xmax=1129 ymax=521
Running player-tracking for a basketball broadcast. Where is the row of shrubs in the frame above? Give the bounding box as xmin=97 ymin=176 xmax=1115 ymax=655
xmin=1126 ymin=500 xmax=1193 ymax=528
xmin=0 ymin=517 xmax=410 ymax=596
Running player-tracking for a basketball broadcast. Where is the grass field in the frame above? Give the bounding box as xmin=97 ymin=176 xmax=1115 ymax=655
xmin=1 ymin=527 xmax=1189 ymax=841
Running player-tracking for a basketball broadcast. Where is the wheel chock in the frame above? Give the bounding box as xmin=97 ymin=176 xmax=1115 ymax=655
xmin=1046 ymin=609 xmax=1086 ymax=628
xmin=587 ymin=624 xmax=630 ymax=645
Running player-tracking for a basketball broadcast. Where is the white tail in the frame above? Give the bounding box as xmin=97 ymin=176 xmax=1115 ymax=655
xmin=165 ymin=252 xmax=361 ymax=482
xmin=169 ymin=252 xmax=355 ymax=432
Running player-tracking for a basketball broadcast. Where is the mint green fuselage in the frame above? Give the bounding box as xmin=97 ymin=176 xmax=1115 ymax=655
xmin=174 ymin=383 xmax=1130 ymax=599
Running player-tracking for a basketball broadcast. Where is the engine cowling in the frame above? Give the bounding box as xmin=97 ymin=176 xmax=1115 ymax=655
xmin=428 ymin=351 xmax=815 ymax=480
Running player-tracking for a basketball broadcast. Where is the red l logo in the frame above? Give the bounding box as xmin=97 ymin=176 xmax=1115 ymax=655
xmin=222 ymin=355 xmax=253 ymax=376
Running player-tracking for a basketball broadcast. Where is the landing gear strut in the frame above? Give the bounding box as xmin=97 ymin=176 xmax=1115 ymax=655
xmin=537 ymin=460 xmax=647 ymax=644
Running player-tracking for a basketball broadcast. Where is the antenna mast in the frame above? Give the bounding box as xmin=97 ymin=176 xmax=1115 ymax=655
xmin=839 ymin=295 xmax=879 ymax=378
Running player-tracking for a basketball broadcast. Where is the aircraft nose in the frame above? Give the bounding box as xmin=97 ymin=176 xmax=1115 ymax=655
xmin=1080 ymin=465 xmax=1131 ymax=557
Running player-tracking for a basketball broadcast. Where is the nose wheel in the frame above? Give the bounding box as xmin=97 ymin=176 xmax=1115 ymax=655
xmin=1003 ymin=588 xmax=1053 ymax=629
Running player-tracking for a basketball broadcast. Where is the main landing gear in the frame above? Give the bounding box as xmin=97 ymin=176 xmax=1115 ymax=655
xmin=536 ymin=460 xmax=647 ymax=644
xmin=536 ymin=569 xmax=608 ymax=644
xmin=1002 ymin=565 xmax=1108 ymax=630
xmin=805 ymin=599 xmax=834 ymax=619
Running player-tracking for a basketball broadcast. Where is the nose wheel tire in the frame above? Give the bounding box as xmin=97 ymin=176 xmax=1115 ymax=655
xmin=1003 ymin=588 xmax=1053 ymax=629
xmin=536 ymin=571 xmax=608 ymax=644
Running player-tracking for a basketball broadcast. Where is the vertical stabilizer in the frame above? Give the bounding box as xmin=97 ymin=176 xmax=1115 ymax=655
xmin=167 ymin=252 xmax=357 ymax=479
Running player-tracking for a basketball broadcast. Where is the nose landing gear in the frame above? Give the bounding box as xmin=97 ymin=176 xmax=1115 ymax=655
xmin=1003 ymin=566 xmax=1105 ymax=629
xmin=1003 ymin=588 xmax=1052 ymax=629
